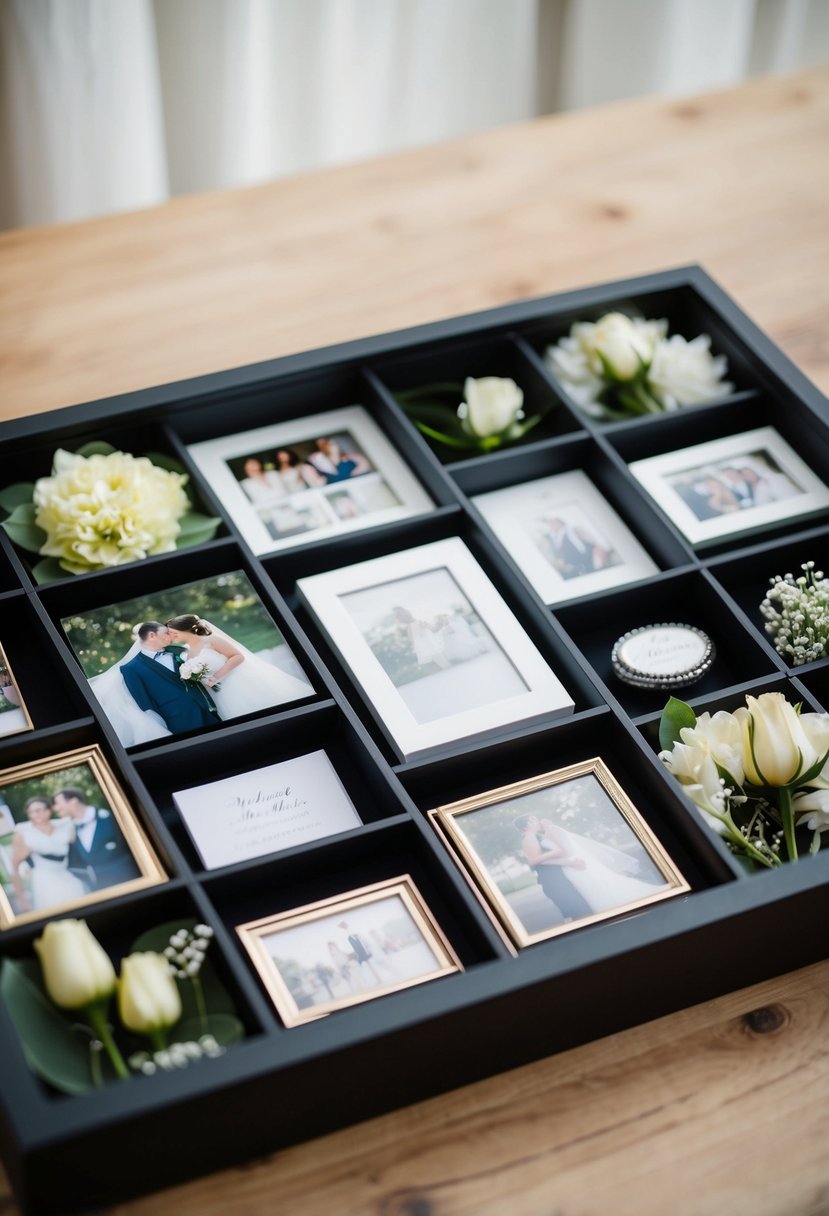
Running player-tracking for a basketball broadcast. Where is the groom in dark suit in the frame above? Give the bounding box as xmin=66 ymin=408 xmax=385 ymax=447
xmin=120 ymin=621 xmax=218 ymax=734
xmin=52 ymin=788 xmax=139 ymax=892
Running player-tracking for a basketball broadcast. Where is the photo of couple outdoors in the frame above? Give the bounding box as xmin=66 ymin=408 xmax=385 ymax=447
xmin=669 ymin=448 xmax=802 ymax=523
xmin=229 ymin=429 xmax=400 ymax=542
xmin=264 ymin=894 xmax=441 ymax=1015
xmin=531 ymin=502 xmax=622 ymax=580
xmin=341 ymin=566 xmax=528 ymax=725
xmin=0 ymin=762 xmax=139 ymax=918
xmin=63 ymin=571 xmax=313 ymax=748
xmin=455 ymin=773 xmax=670 ymax=939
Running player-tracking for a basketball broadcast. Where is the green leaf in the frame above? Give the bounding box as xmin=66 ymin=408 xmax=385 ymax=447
xmin=0 ymin=958 xmax=98 ymax=1095
xmin=1 ymin=503 xmax=46 ymax=553
xmin=144 ymin=451 xmax=186 ymax=475
xmin=398 ymin=399 xmax=468 ymax=440
xmin=0 ymin=482 xmax=35 ymax=512
xmin=789 ymin=745 xmax=829 ymax=788
xmin=176 ymin=511 xmax=221 ymax=548
xmin=658 ymin=697 xmax=697 ymax=752
xmin=30 ymin=556 xmax=68 ymax=584
xmin=74 ymin=441 xmax=116 ymax=458
xmin=170 ymin=1013 xmax=245 ymax=1048
xmin=413 ymin=422 xmax=477 ymax=452
xmin=129 ymin=919 xmax=241 ymax=1023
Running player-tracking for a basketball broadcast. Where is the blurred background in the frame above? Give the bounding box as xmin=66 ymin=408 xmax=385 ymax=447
xmin=1 ymin=0 xmax=828 ymax=231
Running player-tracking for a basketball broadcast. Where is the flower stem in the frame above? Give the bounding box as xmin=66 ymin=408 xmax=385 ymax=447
xmin=149 ymin=1029 xmax=168 ymax=1053
xmin=779 ymin=786 xmax=798 ymax=863
xmin=85 ymin=1001 xmax=130 ymax=1081
xmin=191 ymin=976 xmax=208 ymax=1034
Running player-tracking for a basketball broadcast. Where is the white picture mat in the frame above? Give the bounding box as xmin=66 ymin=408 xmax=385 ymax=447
xmin=298 ymin=538 xmax=574 ymax=761
xmin=172 ymin=749 xmax=361 ymax=870
xmin=186 ymin=405 xmax=434 ymax=555
xmin=629 ymin=426 xmax=829 ymax=545
xmin=472 ymin=470 xmax=658 ymax=604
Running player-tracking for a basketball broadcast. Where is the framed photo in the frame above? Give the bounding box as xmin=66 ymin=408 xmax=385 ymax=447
xmin=429 ymin=759 xmax=689 ymax=950
xmin=629 ymin=426 xmax=829 ymax=546
xmin=237 ymin=875 xmax=462 ymax=1026
xmin=173 ymin=749 xmax=362 ymax=870
xmin=0 ymin=744 xmax=166 ymax=929
xmin=472 ymin=470 xmax=658 ymax=604
xmin=297 ymin=538 xmax=574 ymax=761
xmin=62 ymin=570 xmax=314 ymax=750
xmin=186 ymin=405 xmax=434 ymax=555
xmin=0 ymin=644 xmax=33 ymax=738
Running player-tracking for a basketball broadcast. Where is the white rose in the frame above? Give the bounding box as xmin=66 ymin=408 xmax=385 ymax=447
xmin=793 ymin=788 xmax=829 ymax=832
xmin=459 ymin=377 xmax=524 ymax=438
xmin=118 ymin=952 xmax=182 ymax=1036
xmin=544 ymin=339 xmax=606 ymax=416
xmin=33 ymin=450 xmax=190 ymax=575
xmin=573 ymin=313 xmax=664 ymax=382
xmin=734 ymin=692 xmax=829 ymax=788
xmin=647 ymin=333 xmax=733 ymax=409
xmin=34 ymin=919 xmax=116 ymax=1010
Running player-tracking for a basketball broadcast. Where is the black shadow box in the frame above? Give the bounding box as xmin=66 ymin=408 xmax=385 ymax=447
xmin=2 ymin=267 xmax=829 ymax=1214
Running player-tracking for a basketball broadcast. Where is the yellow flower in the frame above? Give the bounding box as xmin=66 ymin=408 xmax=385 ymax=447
xmin=33 ymin=449 xmax=189 ymax=575
xmin=34 ymin=919 xmax=116 ymax=1010
xmin=734 ymin=692 xmax=829 ymax=787
xmin=118 ymin=952 xmax=182 ymax=1036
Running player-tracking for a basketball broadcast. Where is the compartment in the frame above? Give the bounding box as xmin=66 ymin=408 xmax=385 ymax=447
xmin=133 ymin=701 xmax=412 ymax=873
xmin=370 ymin=332 xmax=583 ymax=463
xmin=555 ymin=569 xmax=779 ymax=717
xmin=0 ymin=595 xmax=89 ymax=737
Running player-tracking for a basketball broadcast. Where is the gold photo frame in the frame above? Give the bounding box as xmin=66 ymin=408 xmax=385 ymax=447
xmin=429 ymin=758 xmax=690 ymax=951
xmin=0 ymin=744 xmax=166 ymax=930
xmin=0 ymin=643 xmax=33 ymax=739
xmin=237 ymin=875 xmax=462 ymax=1027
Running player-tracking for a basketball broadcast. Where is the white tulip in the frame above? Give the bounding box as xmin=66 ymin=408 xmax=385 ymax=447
xmin=734 ymin=693 xmax=829 ymax=787
xmin=34 ymin=919 xmax=116 ymax=1011
xmin=460 ymin=377 xmax=524 ymax=438
xmin=118 ymin=952 xmax=183 ymax=1037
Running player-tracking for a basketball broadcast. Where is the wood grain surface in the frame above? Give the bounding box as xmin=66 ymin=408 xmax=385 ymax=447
xmin=1 ymin=67 xmax=828 ymax=1216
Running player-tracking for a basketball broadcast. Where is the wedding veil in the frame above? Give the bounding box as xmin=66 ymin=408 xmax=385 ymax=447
xmin=89 ymin=640 xmax=171 ymax=747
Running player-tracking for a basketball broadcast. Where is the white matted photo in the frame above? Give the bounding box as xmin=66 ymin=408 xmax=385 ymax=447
xmin=629 ymin=426 xmax=829 ymax=546
xmin=186 ymin=405 xmax=434 ymax=554
xmin=173 ymin=749 xmax=362 ymax=870
xmin=472 ymin=470 xmax=658 ymax=604
xmin=297 ymin=538 xmax=574 ymax=761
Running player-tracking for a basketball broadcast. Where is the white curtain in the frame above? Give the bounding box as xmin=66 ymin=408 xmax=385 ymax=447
xmin=0 ymin=0 xmax=827 ymax=230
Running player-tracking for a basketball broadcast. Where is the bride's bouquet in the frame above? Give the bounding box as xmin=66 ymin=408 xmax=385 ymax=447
xmin=179 ymin=657 xmax=220 ymax=692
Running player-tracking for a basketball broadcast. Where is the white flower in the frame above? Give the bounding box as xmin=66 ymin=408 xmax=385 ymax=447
xmin=794 ymin=788 xmax=829 ymax=832
xmin=179 ymin=659 xmax=209 ymax=682
xmin=118 ymin=952 xmax=183 ymax=1035
xmin=679 ymin=710 xmax=745 ymax=787
xmin=33 ymin=449 xmax=189 ymax=576
xmin=578 ymin=312 xmax=663 ymax=381
xmin=34 ymin=919 xmax=116 ymax=1010
xmin=659 ymin=739 xmax=730 ymax=832
xmin=647 ymin=333 xmax=734 ymax=409
xmin=459 ymin=377 xmax=524 ymax=438
xmin=761 ymin=563 xmax=829 ymax=665
xmin=734 ymin=692 xmax=829 ymax=788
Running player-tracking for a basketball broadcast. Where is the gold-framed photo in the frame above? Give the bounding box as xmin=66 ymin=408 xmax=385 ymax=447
xmin=237 ymin=875 xmax=462 ymax=1026
xmin=430 ymin=758 xmax=690 ymax=950
xmin=0 ymin=744 xmax=166 ymax=929
xmin=0 ymin=643 xmax=33 ymax=739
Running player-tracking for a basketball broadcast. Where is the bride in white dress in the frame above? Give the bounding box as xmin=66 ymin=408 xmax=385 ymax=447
xmin=539 ymin=819 xmax=662 ymax=914
xmin=11 ymin=797 xmax=87 ymax=913
xmin=164 ymin=614 xmax=312 ymax=720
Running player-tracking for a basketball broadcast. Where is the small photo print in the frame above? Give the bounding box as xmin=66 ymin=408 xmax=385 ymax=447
xmin=237 ymin=877 xmax=462 ymax=1026
xmin=431 ymin=760 xmax=689 ymax=949
xmin=0 ymin=745 xmax=165 ymax=929
xmin=0 ymin=645 xmax=32 ymax=738
xmin=62 ymin=570 xmax=313 ymax=749
xmin=186 ymin=406 xmax=433 ymax=555
xmin=629 ymin=427 xmax=829 ymax=547
xmin=339 ymin=566 xmax=528 ymax=725
xmin=471 ymin=470 xmax=657 ymax=605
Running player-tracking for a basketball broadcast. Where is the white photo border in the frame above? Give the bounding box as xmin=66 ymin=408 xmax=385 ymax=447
xmin=629 ymin=426 xmax=829 ymax=546
xmin=472 ymin=469 xmax=658 ymax=604
xmin=297 ymin=537 xmax=574 ymax=761
xmin=186 ymin=404 xmax=434 ymax=555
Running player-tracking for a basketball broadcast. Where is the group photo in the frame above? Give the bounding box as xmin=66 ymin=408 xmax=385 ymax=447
xmin=0 ymin=756 xmax=146 ymax=923
xmin=668 ymin=448 xmax=803 ymax=523
xmin=62 ymin=571 xmax=314 ymax=748
xmin=340 ymin=566 xmax=528 ymax=725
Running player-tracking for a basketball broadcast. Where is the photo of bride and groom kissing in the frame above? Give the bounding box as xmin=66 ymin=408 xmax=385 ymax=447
xmin=62 ymin=571 xmax=314 ymax=749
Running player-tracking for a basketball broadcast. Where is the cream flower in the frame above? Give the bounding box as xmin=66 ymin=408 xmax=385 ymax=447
xmin=33 ymin=449 xmax=189 ymax=575
xmin=459 ymin=377 xmax=524 ymax=438
xmin=679 ymin=710 xmax=745 ymax=787
xmin=575 ymin=313 xmax=665 ymax=382
xmin=659 ymin=739 xmax=729 ymax=831
xmin=118 ymin=952 xmax=182 ymax=1036
xmin=734 ymin=692 xmax=829 ymax=788
xmin=34 ymin=919 xmax=116 ymax=1010
xmin=793 ymin=788 xmax=829 ymax=832
xmin=648 ymin=333 xmax=734 ymax=410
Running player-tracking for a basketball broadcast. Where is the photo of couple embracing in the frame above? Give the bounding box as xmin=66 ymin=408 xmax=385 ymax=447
xmin=63 ymin=571 xmax=314 ymax=749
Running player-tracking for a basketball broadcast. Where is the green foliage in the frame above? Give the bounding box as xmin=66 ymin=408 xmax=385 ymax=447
xmin=1 ymin=502 xmax=46 ymax=552
xmin=658 ymin=697 xmax=697 ymax=752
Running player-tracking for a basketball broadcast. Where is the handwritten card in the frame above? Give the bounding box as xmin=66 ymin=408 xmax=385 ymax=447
xmin=172 ymin=750 xmax=362 ymax=870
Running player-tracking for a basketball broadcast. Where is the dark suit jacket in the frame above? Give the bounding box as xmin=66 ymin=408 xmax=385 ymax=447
xmin=67 ymin=808 xmax=139 ymax=890
xmin=121 ymin=651 xmax=217 ymax=733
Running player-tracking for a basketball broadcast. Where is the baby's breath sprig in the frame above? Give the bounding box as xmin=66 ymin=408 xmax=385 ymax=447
xmin=128 ymin=1034 xmax=224 ymax=1076
xmin=760 ymin=561 xmax=829 ymax=666
xmin=163 ymin=923 xmax=214 ymax=1032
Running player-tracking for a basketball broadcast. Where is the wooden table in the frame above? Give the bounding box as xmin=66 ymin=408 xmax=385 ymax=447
xmin=1 ymin=67 xmax=828 ymax=1216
